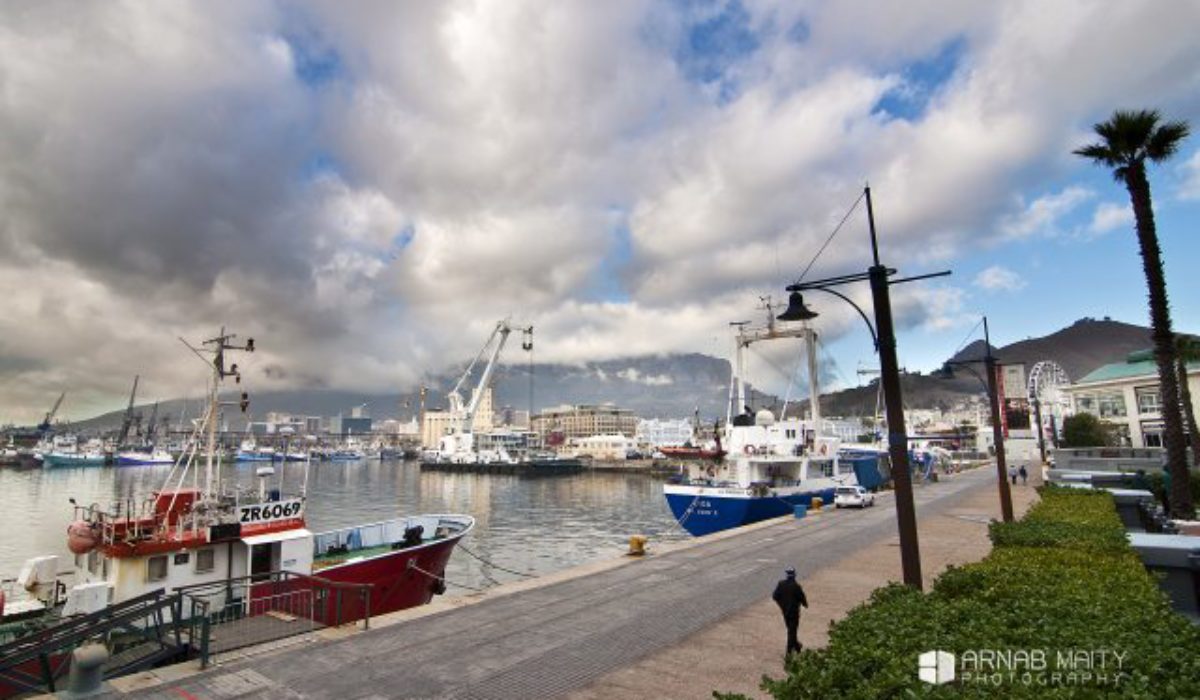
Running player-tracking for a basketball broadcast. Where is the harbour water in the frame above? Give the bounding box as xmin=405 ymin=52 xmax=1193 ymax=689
xmin=0 ymin=460 xmax=689 ymax=592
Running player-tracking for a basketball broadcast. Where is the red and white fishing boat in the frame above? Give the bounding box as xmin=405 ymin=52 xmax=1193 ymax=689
xmin=1 ymin=329 xmax=473 ymax=637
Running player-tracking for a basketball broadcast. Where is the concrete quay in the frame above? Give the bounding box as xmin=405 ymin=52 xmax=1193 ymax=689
xmin=102 ymin=465 xmax=1040 ymax=700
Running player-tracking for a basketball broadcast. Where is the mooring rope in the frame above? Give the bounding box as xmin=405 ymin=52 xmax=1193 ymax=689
xmin=407 ymin=561 xmax=489 ymax=593
xmin=456 ymin=543 xmax=537 ymax=579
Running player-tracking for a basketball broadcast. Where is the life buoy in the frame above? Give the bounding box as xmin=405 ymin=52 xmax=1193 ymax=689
xmin=744 ymin=445 xmax=757 ymax=455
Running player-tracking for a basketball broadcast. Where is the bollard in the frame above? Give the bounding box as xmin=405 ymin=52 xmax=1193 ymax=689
xmin=59 ymin=643 xmax=109 ymax=698
xmin=810 ymin=497 xmax=823 ymax=512
xmin=627 ymin=535 xmax=648 ymax=556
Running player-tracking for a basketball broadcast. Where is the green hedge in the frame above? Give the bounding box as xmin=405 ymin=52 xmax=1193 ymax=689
xmin=718 ymin=487 xmax=1200 ymax=699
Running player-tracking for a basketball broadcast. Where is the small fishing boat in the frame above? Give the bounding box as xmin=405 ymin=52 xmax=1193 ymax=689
xmin=115 ymin=449 xmax=174 ymax=466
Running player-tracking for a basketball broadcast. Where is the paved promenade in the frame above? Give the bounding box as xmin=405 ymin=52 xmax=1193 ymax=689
xmin=107 ymin=465 xmax=1040 ymax=700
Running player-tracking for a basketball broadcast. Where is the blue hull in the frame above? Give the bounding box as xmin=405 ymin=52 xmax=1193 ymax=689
xmin=665 ymin=487 xmax=838 ymax=537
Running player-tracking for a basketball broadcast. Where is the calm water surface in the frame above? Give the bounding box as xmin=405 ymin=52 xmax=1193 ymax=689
xmin=0 ymin=460 xmax=689 ymax=592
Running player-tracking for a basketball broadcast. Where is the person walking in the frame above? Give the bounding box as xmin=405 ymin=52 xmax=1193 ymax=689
xmin=1009 ymin=465 xmax=1018 ymax=486
xmin=1018 ymin=464 xmax=1028 ymax=485
xmin=772 ymin=567 xmax=808 ymax=660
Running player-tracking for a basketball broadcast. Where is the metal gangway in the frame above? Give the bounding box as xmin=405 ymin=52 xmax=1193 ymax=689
xmin=0 ymin=589 xmax=189 ymax=698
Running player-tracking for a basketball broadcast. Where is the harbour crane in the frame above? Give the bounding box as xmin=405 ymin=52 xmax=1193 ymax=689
xmin=117 ymin=376 xmax=139 ymax=446
xmin=438 ymin=320 xmax=530 ymax=458
xmin=37 ymin=392 xmax=66 ymax=434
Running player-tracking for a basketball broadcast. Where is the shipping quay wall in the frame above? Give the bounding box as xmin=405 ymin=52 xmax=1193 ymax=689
xmin=97 ymin=465 xmax=1038 ymax=700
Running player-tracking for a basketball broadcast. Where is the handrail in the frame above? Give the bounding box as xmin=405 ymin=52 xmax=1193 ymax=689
xmin=0 ymin=589 xmax=176 ymax=669
xmin=173 ymin=569 xmax=371 ymax=595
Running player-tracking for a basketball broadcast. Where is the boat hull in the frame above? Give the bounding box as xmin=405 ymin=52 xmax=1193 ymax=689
xmin=312 ymin=533 xmax=464 ymax=616
xmin=664 ymin=485 xmax=838 ymax=537
xmin=42 ymin=453 xmax=106 ymax=468
xmin=420 ymin=458 xmax=583 ymax=476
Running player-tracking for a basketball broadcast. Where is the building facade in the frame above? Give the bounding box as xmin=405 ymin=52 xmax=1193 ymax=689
xmin=531 ymin=404 xmax=638 ymax=440
xmin=1063 ymin=350 xmax=1199 ymax=448
xmin=635 ymin=418 xmax=695 ymax=447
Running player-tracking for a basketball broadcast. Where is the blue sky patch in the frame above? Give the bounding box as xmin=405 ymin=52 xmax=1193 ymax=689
xmin=873 ymin=37 xmax=967 ymax=121
xmin=676 ymin=0 xmax=761 ymax=92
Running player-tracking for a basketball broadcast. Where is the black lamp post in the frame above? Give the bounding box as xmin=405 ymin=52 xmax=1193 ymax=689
xmin=937 ymin=316 xmax=1015 ymax=523
xmin=778 ymin=186 xmax=949 ymax=590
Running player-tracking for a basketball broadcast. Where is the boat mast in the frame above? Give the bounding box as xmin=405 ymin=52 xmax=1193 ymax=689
xmin=807 ymin=327 xmax=821 ymax=431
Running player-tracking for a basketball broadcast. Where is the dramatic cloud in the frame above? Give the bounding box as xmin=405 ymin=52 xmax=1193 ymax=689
xmin=1 ymin=0 xmax=1198 ymax=421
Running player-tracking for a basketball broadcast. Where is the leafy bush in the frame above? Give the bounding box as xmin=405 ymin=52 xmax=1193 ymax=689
xmin=720 ymin=487 xmax=1200 ymax=699
xmin=1059 ymin=413 xmax=1117 ymax=447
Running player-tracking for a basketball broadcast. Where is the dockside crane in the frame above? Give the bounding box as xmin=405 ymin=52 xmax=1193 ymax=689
xmin=37 ymin=392 xmax=66 ymax=434
xmin=117 ymin=375 xmax=139 ymax=446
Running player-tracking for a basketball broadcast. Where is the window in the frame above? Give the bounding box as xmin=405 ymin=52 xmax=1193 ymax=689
xmin=1135 ymin=387 xmax=1161 ymax=415
xmin=1075 ymin=393 xmax=1096 ymax=414
xmin=1096 ymin=392 xmax=1126 ymax=419
xmin=147 ymin=555 xmax=168 ymax=582
xmin=195 ymin=548 xmax=216 ymax=574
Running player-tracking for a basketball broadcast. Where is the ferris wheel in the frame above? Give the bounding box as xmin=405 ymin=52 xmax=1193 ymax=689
xmin=1027 ymin=360 xmax=1072 ymax=429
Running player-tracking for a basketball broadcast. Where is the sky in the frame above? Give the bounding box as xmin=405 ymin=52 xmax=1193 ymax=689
xmin=1 ymin=0 xmax=1199 ymax=424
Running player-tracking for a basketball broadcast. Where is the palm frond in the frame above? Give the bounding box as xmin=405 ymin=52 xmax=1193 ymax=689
xmin=1147 ymin=120 xmax=1191 ymax=162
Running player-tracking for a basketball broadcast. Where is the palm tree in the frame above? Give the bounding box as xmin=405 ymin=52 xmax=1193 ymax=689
xmin=1176 ymin=335 xmax=1200 ymax=462
xmin=1075 ymin=109 xmax=1193 ymax=519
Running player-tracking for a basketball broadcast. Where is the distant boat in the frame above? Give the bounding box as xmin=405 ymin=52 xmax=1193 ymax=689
xmin=235 ymin=439 xmax=276 ymax=462
xmin=659 ymin=445 xmax=727 ymax=461
xmin=116 ymin=449 xmax=174 ymax=466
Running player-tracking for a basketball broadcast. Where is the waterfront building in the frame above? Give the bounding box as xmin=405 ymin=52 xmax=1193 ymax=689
xmin=420 ymin=388 xmax=496 ymax=448
xmin=330 ymin=414 xmax=372 ymax=437
xmin=531 ymin=404 xmax=638 ymax=441
xmin=565 ymin=434 xmax=635 ymax=460
xmin=635 ymin=418 xmax=695 ymax=448
xmin=1063 ymin=350 xmax=1200 ymax=448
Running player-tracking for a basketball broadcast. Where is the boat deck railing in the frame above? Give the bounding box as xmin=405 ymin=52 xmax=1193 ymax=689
xmin=175 ymin=570 xmax=373 ymax=667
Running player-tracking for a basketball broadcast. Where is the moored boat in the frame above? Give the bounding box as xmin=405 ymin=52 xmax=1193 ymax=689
xmin=115 ymin=448 xmax=174 ymax=466
xmin=664 ymin=304 xmax=876 ymax=536
xmin=0 ymin=329 xmax=474 ymax=649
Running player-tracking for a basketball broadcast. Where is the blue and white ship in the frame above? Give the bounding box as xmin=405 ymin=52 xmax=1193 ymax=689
xmin=664 ymin=304 xmax=882 ymax=536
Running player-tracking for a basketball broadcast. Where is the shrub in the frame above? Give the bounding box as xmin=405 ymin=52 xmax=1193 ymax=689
xmin=720 ymin=487 xmax=1200 ymax=699
xmin=1059 ymin=413 xmax=1117 ymax=447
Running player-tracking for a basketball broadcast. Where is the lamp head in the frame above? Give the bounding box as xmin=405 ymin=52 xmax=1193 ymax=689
xmin=777 ymin=291 xmax=819 ymax=322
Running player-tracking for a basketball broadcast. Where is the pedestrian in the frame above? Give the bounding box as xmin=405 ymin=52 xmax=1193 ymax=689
xmin=772 ymin=567 xmax=808 ymax=661
xmin=1018 ymin=464 xmax=1028 ymax=485
xmin=1008 ymin=465 xmax=1017 ymax=486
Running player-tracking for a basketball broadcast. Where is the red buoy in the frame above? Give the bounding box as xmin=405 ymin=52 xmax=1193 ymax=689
xmin=67 ymin=520 xmax=98 ymax=554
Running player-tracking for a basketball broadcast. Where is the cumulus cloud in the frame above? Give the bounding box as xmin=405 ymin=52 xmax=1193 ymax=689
xmin=1 ymin=0 xmax=1199 ymax=421
xmin=974 ymin=265 xmax=1027 ymax=292
xmin=998 ymin=187 xmax=1094 ymax=238
xmin=1178 ymin=150 xmax=1200 ymax=201
xmin=1087 ymin=201 xmax=1133 ymax=236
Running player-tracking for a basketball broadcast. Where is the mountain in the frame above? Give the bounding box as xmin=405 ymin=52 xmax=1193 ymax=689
xmin=62 ymin=317 xmax=1168 ymax=432
xmin=952 ymin=317 xmax=1154 ymax=383
xmin=820 ymin=317 xmax=1158 ymax=417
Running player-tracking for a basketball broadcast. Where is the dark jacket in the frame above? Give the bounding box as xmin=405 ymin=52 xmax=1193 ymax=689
xmin=773 ymin=578 xmax=808 ymax=618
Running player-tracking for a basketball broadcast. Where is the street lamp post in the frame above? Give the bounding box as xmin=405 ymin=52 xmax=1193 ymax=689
xmin=940 ymin=317 xmax=1015 ymax=523
xmin=778 ymin=186 xmax=949 ymax=590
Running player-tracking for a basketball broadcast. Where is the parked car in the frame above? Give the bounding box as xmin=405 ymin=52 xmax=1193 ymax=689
xmin=834 ymin=485 xmax=875 ymax=509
